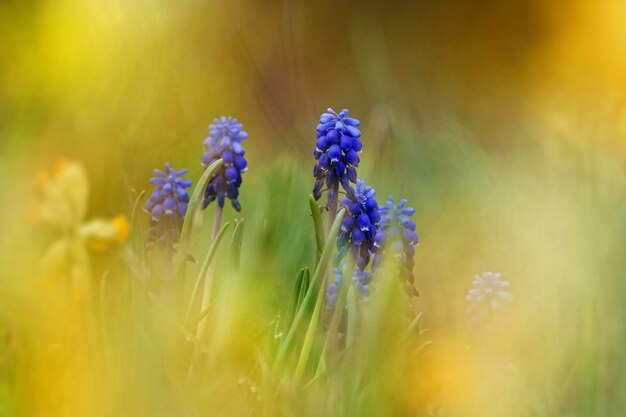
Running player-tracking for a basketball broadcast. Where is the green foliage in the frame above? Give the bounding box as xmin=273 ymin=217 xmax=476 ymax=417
xmin=179 ymin=158 xmax=223 ymax=262
xmin=230 ymin=219 xmax=245 ymax=274
xmin=274 ymin=208 xmax=346 ymax=372
xmin=308 ymin=195 xmax=325 ymax=265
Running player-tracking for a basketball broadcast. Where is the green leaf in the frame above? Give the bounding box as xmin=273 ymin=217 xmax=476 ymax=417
xmin=298 ymin=268 xmax=311 ymax=311
xmin=284 ymin=267 xmax=311 ymax=335
xmin=184 ymin=221 xmax=230 ymax=325
xmin=294 ymin=271 xmax=327 ymax=381
xmin=273 ymin=208 xmax=346 ymax=372
xmin=309 ymin=195 xmax=325 ymax=265
xmin=285 ymin=268 xmax=305 ymax=331
xmin=230 ymin=218 xmax=245 ymax=273
xmin=178 ymin=158 xmax=223 ymax=264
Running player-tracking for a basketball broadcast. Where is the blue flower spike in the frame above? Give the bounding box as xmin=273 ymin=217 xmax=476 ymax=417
xmin=337 ymin=179 xmax=381 ymax=271
xmin=201 ymin=116 xmax=248 ymax=212
xmin=374 ymin=196 xmax=420 ymax=297
xmin=313 ymin=108 xmax=362 ymax=205
xmin=145 ymin=163 xmax=192 ymax=249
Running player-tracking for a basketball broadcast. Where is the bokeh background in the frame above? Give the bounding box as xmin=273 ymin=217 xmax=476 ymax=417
xmin=1 ymin=0 xmax=626 ymax=416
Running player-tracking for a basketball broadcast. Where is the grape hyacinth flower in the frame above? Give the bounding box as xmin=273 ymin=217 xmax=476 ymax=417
xmin=201 ymin=116 xmax=248 ymax=212
xmin=326 ymin=267 xmax=344 ymax=309
xmin=326 ymin=264 xmax=373 ymax=310
xmin=337 ymin=179 xmax=381 ymax=271
xmin=465 ymin=272 xmax=512 ymax=322
xmin=312 ymin=108 xmax=362 ymax=205
xmin=374 ymin=197 xmax=420 ymax=297
xmin=145 ymin=163 xmax=192 ymax=249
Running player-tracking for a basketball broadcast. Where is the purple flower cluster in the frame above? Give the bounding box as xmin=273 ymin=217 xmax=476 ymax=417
xmin=337 ymin=180 xmax=381 ymax=270
xmin=313 ymin=108 xmax=363 ymax=205
xmin=374 ymin=197 xmax=419 ymax=297
xmin=145 ymin=163 xmax=192 ymax=249
xmin=201 ymin=116 xmax=248 ymax=212
xmin=326 ymin=265 xmax=373 ymax=309
xmin=326 ymin=267 xmax=344 ymax=308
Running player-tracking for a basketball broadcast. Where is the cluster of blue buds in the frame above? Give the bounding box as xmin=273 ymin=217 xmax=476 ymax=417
xmin=201 ymin=116 xmax=248 ymax=212
xmin=337 ymin=180 xmax=381 ymax=270
xmin=326 ymin=265 xmax=373 ymax=309
xmin=326 ymin=262 xmax=373 ymax=309
xmin=145 ymin=163 xmax=192 ymax=249
xmin=313 ymin=108 xmax=363 ymax=205
xmin=374 ymin=197 xmax=419 ymax=297
xmin=326 ymin=267 xmax=344 ymax=308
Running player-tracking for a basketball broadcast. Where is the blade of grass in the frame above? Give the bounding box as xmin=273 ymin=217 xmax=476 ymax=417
xmin=294 ymin=272 xmax=327 ymax=381
xmin=178 ymin=158 xmax=223 ymax=272
xmin=309 ymin=194 xmax=325 ymax=265
xmin=318 ymin=261 xmax=352 ymax=360
xmin=130 ymin=190 xmax=146 ymax=256
xmin=205 ymin=219 xmax=247 ymax=361
xmin=313 ymin=282 xmax=357 ymax=381
xmin=273 ymin=208 xmax=345 ymax=372
xmin=184 ymin=221 xmax=230 ymax=324
xmin=313 ymin=260 xmax=354 ymax=379
xmin=284 ymin=268 xmax=307 ymax=333
xmin=230 ymin=218 xmax=245 ymax=273
xmin=184 ymin=307 xmax=212 ymax=329
xmin=297 ymin=268 xmax=311 ymax=316
xmin=346 ymin=284 xmax=358 ymax=349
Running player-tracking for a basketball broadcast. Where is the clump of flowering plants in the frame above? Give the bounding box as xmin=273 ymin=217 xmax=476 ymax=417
xmin=26 ymin=110 xmax=444 ymax=417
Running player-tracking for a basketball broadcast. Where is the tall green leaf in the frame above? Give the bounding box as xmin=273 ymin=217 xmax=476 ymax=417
xmin=309 ymin=195 xmax=325 ymax=265
xmin=230 ymin=218 xmax=245 ymax=273
xmin=184 ymin=221 xmax=230 ymax=325
xmin=178 ymin=158 xmax=223 ymax=268
xmin=273 ymin=208 xmax=346 ymax=372
xmin=284 ymin=267 xmax=310 ymax=335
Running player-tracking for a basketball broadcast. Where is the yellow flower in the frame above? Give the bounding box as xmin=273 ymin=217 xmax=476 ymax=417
xmin=32 ymin=159 xmax=89 ymax=232
xmin=113 ymin=215 xmax=130 ymax=243
xmin=79 ymin=215 xmax=130 ymax=252
xmin=34 ymin=159 xmax=131 ymax=299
